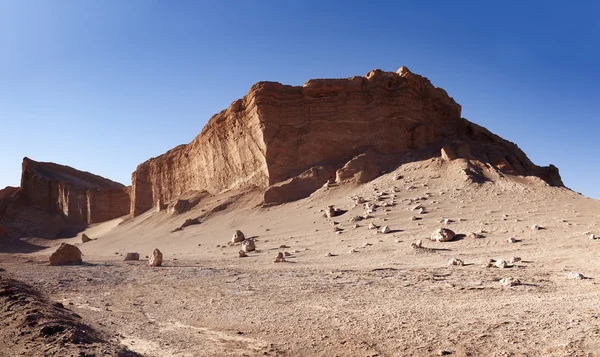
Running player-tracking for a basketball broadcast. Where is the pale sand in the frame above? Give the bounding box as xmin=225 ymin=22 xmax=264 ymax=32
xmin=2 ymin=158 xmax=600 ymax=356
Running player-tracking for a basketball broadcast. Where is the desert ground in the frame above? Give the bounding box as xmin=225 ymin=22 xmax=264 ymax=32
xmin=2 ymin=157 xmax=600 ymax=357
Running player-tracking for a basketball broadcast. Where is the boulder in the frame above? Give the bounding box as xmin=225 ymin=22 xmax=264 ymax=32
xmin=242 ymin=239 xmax=255 ymax=253
xmin=124 ymin=252 xmax=140 ymax=261
xmin=232 ymin=230 xmax=245 ymax=243
xmin=430 ymin=228 xmax=456 ymax=242
xmin=149 ymin=249 xmax=163 ymax=267
xmin=49 ymin=243 xmax=83 ymax=266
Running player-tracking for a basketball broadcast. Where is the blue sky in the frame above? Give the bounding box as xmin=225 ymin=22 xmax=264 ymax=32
xmin=1 ymin=1 xmax=599 ymax=197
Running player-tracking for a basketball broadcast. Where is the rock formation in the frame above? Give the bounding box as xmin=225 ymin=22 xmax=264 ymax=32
xmin=129 ymin=66 xmax=563 ymax=215
xmin=0 ymin=158 xmax=129 ymax=242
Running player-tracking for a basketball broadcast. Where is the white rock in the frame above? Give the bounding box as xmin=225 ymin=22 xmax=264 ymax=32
xmin=507 ymin=237 xmax=517 ymax=243
xmin=379 ymin=225 xmax=391 ymax=234
xmin=430 ymin=228 xmax=456 ymax=242
xmin=568 ymin=272 xmax=585 ymax=280
xmin=500 ymin=277 xmax=521 ymax=287
xmin=495 ymin=259 xmax=508 ymax=269
xmin=448 ymin=258 xmax=464 ymax=266
xmin=368 ymin=223 xmax=378 ymax=230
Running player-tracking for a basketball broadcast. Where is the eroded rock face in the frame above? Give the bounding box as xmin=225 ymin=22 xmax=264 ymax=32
xmin=0 ymin=158 xmax=130 ymax=240
xmin=49 ymin=243 xmax=83 ymax=266
xmin=121 ymin=66 xmax=559 ymax=213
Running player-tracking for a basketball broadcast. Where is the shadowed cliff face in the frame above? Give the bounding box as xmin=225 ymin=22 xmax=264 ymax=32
xmin=129 ymin=66 xmax=563 ymax=214
xmin=0 ymin=158 xmax=130 ymax=242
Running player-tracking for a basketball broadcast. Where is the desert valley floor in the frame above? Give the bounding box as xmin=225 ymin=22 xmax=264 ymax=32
xmin=2 ymin=158 xmax=600 ymax=357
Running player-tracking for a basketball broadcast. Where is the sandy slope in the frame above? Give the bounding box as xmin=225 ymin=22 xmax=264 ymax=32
xmin=2 ymin=158 xmax=600 ymax=356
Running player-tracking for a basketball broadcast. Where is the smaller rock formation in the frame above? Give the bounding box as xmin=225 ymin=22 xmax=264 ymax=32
xmin=242 ymin=239 xmax=255 ymax=253
xmin=238 ymin=250 xmax=247 ymax=258
xmin=232 ymin=230 xmax=245 ymax=243
xmin=509 ymin=257 xmax=522 ymax=264
xmin=49 ymin=243 xmax=83 ymax=266
xmin=149 ymin=249 xmax=163 ymax=267
xmin=325 ymin=206 xmax=336 ymax=218
xmin=507 ymin=237 xmax=518 ymax=243
xmin=379 ymin=225 xmax=391 ymax=234
xmin=81 ymin=234 xmax=92 ymax=243
xmin=430 ymin=228 xmax=456 ymax=242
xmin=124 ymin=253 xmax=140 ymax=261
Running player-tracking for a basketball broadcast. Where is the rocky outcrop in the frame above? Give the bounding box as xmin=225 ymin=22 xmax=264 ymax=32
xmin=123 ymin=66 xmax=560 ymax=214
xmin=0 ymin=158 xmax=130 ymax=241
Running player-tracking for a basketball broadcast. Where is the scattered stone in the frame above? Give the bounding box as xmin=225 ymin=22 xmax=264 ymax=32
xmin=349 ymin=215 xmax=363 ymax=222
xmin=284 ymin=252 xmax=291 ymax=257
xmin=412 ymin=204 xmax=424 ymax=211
xmin=500 ymin=277 xmax=521 ymax=287
xmin=495 ymin=259 xmax=508 ymax=269
xmin=568 ymin=272 xmax=585 ymax=280
xmin=419 ymin=207 xmax=427 ymax=214
xmin=280 ymin=245 xmax=290 ymax=249
xmin=430 ymin=228 xmax=456 ymax=242
xmin=438 ymin=350 xmax=453 ymax=356
xmin=349 ymin=249 xmax=358 ymax=253
xmin=507 ymin=237 xmax=518 ymax=243
xmin=448 ymin=258 xmax=464 ymax=266
xmin=81 ymin=234 xmax=92 ymax=243
xmin=324 ymin=205 xmax=336 ymax=218
xmin=589 ymin=234 xmax=596 ymax=240
xmin=469 ymin=232 xmax=485 ymax=239
xmin=232 ymin=230 xmax=246 ymax=243
xmin=49 ymin=243 xmax=83 ymax=266
xmin=326 ymin=252 xmax=335 ymax=257
xmin=149 ymin=249 xmax=163 ymax=267
xmin=509 ymin=257 xmax=522 ymax=264
xmin=368 ymin=223 xmax=378 ymax=230
xmin=353 ymin=224 xmax=361 ymax=228
xmin=532 ymin=224 xmax=541 ymax=230
xmin=482 ymin=259 xmax=495 ymax=268
xmin=410 ymin=240 xmax=423 ymax=249
xmin=238 ymin=250 xmax=247 ymax=258
xmin=124 ymin=252 xmax=140 ymax=261
xmin=333 ymin=226 xmax=343 ymax=232
xmin=379 ymin=225 xmax=391 ymax=234
xmin=274 ymin=252 xmax=286 ymax=263
xmin=363 ymin=242 xmax=372 ymax=247
xmin=242 ymin=239 xmax=256 ymax=253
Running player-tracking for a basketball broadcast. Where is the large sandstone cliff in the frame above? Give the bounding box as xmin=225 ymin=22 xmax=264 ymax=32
xmin=130 ymin=66 xmax=563 ymax=215
xmin=0 ymin=158 xmax=129 ymax=241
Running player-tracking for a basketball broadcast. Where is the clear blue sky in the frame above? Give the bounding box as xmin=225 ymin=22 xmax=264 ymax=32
xmin=1 ymin=1 xmax=599 ymax=197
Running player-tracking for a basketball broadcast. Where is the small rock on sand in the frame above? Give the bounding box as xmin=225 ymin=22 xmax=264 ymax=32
xmin=81 ymin=234 xmax=92 ymax=243
xmin=232 ymin=230 xmax=245 ymax=243
xmin=149 ymin=249 xmax=163 ymax=267
xmin=430 ymin=228 xmax=456 ymax=242
xmin=495 ymin=259 xmax=508 ymax=269
xmin=509 ymin=257 xmax=521 ymax=264
xmin=500 ymin=277 xmax=521 ymax=287
xmin=124 ymin=252 xmax=140 ymax=261
xmin=507 ymin=237 xmax=517 ymax=243
xmin=238 ymin=250 xmax=247 ymax=258
xmin=448 ymin=258 xmax=464 ymax=266
xmin=274 ymin=252 xmax=286 ymax=263
xmin=568 ymin=272 xmax=585 ymax=280
xmin=379 ymin=225 xmax=391 ymax=234
xmin=242 ymin=239 xmax=255 ymax=252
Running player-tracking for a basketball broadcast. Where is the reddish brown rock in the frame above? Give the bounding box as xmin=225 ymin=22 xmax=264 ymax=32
xmin=49 ymin=243 xmax=83 ymax=266
xmin=123 ymin=66 xmax=560 ymax=214
xmin=0 ymin=158 xmax=130 ymax=240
